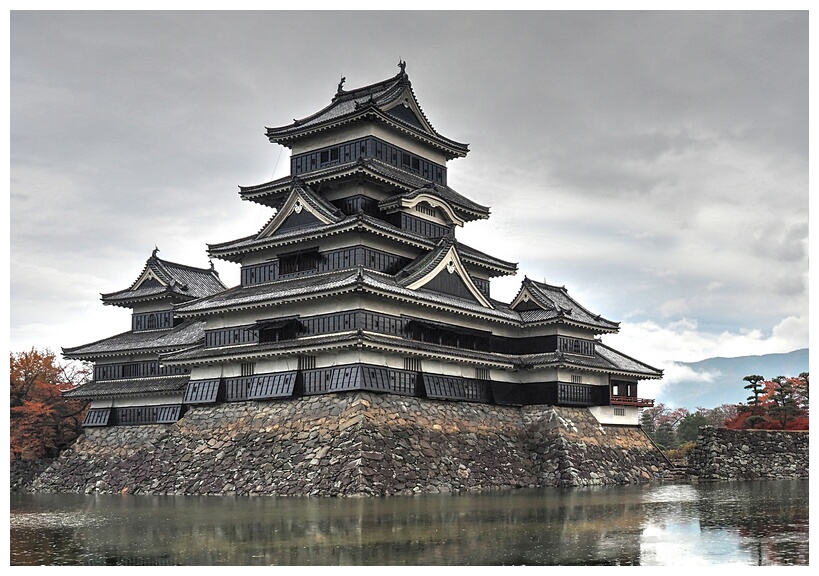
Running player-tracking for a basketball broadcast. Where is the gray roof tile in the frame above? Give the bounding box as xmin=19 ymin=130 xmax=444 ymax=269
xmin=101 ymin=252 xmax=226 ymax=306
xmin=62 ymin=320 xmax=206 ymax=359
xmin=62 ymin=375 xmax=190 ymax=399
xmin=514 ymin=278 xmax=619 ymax=331
xmin=161 ymin=330 xmax=660 ymax=378
xmin=264 ymin=65 xmax=468 ymax=156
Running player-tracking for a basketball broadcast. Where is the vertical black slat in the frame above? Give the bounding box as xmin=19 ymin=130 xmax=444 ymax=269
xmin=302 ymin=371 xmax=313 ymax=394
xmin=338 ymin=367 xmax=350 ymax=390
xmin=376 ymin=368 xmax=388 ymax=390
xmin=329 ymin=368 xmax=340 ymax=390
xmin=363 ymin=367 xmax=377 ymax=391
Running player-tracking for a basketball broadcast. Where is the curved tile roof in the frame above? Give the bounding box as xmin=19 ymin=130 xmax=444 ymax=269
xmin=514 ymin=278 xmax=619 ymax=332
xmin=265 ymin=63 xmax=469 ymax=157
xmin=101 ymin=251 xmax=227 ymax=307
xmin=239 ymin=158 xmax=489 ymax=220
xmin=396 ymin=235 xmax=455 ymax=286
xmin=207 ymin=212 xmax=433 ymax=262
xmin=173 ymin=269 xmax=362 ymax=314
xmin=62 ymin=319 xmax=207 ymax=359
xmin=62 ymin=375 xmax=189 ymax=399
xmin=160 ymin=329 xmax=660 ymax=379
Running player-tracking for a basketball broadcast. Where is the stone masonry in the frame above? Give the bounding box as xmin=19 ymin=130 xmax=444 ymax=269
xmin=28 ymin=392 xmax=669 ymax=496
xmin=687 ymin=426 xmax=809 ymax=481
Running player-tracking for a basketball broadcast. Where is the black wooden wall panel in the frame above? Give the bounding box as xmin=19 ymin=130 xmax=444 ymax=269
xmin=183 ymin=379 xmax=222 ymax=404
xmin=248 ymin=372 xmax=297 ymax=400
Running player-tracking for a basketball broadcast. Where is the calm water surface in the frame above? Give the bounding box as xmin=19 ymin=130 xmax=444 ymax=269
xmin=10 ymin=480 xmax=808 ymax=566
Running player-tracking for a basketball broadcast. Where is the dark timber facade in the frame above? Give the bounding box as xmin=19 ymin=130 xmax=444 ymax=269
xmin=64 ymin=63 xmax=662 ymax=428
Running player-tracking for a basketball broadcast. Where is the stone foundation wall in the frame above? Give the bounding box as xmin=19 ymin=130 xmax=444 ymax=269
xmin=28 ymin=393 xmax=668 ymax=496
xmin=10 ymin=458 xmax=55 ymax=491
xmin=687 ymin=426 xmax=809 ymax=481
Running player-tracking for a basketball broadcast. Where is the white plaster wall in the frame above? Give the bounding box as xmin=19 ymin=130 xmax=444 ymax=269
xmin=110 ymin=393 xmax=184 ymax=408
xmin=588 ymin=405 xmax=640 ymax=426
xmin=555 ymin=370 xmax=607 ymax=386
xmin=131 ymin=302 xmax=172 ymax=314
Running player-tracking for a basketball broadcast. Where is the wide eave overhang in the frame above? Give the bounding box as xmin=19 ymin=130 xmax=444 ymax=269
xmin=62 ymin=321 xmax=206 ymax=361
xmin=206 ymin=215 xmax=516 ymax=277
xmin=62 ymin=375 xmax=190 ymax=400
xmin=267 ymin=105 xmax=469 ymax=161
xmin=160 ymin=329 xmax=661 ymax=381
xmin=238 ymin=159 xmax=489 ymax=221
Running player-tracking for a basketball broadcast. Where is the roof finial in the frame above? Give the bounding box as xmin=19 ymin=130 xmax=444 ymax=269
xmin=337 ymin=75 xmax=346 ymax=94
xmin=398 ymin=59 xmax=406 ymax=74
xmin=152 ymin=246 xmax=159 ymax=258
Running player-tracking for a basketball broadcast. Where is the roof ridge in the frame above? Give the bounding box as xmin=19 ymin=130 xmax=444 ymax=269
xmin=331 ymin=63 xmax=406 ymax=103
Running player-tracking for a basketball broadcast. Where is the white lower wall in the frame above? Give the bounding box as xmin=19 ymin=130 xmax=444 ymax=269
xmin=588 ymin=405 xmax=640 ymax=426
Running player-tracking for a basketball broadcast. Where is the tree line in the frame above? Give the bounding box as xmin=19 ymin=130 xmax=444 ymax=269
xmin=10 ymin=349 xmax=90 ymax=461
xmin=642 ymin=372 xmax=809 ymax=455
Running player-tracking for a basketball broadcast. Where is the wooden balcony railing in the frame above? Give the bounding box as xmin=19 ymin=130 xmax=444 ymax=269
xmin=610 ymin=395 xmax=655 ymax=407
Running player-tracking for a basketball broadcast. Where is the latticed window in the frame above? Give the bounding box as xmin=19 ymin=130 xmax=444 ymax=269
xmin=404 ymin=357 xmax=422 ymax=372
xmin=571 ymin=374 xmax=583 ymax=384
xmin=241 ymin=362 xmax=255 ymax=377
xmin=279 ymin=250 xmax=321 ymax=275
xmin=298 ymin=356 xmax=316 ymax=370
xmin=475 ymin=368 xmax=490 ymax=380
xmin=558 ymin=336 xmax=595 ymax=356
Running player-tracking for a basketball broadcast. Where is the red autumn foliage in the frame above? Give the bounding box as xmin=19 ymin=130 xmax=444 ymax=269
xmin=10 ymin=349 xmax=90 ymax=461
xmin=724 ymin=373 xmax=809 ymax=431
xmin=723 ymin=409 xmax=809 ymax=431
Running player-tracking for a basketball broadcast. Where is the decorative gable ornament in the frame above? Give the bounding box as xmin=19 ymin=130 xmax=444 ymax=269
xmin=405 ymin=245 xmax=493 ymax=309
xmin=257 ymin=184 xmax=341 ymax=239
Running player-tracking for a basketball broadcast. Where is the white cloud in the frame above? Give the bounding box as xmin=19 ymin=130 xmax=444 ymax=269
xmin=607 ymin=315 xmax=809 ymax=368
xmin=9 ymin=11 xmax=808 ymax=368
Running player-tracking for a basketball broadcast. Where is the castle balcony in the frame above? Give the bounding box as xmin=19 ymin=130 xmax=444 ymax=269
xmin=610 ymin=395 xmax=655 ymax=408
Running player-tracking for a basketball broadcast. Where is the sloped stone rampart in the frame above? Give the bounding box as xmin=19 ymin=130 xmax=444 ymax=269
xmin=687 ymin=426 xmax=808 ymax=481
xmin=28 ymin=393 xmax=668 ymax=496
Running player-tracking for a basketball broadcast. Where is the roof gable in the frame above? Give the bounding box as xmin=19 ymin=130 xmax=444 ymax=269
xmin=380 ymin=188 xmax=465 ymax=226
xmin=399 ymin=238 xmax=493 ymax=308
xmin=510 ymin=277 xmax=619 ymax=332
xmin=100 ymin=249 xmax=227 ymax=307
xmin=264 ymin=62 xmax=469 ymax=159
xmin=257 ymin=182 xmax=343 ymax=238
xmin=381 ymin=84 xmax=436 ymax=135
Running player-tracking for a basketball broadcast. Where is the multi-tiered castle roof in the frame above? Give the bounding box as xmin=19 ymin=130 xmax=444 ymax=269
xmin=64 ymin=63 xmax=661 ymax=427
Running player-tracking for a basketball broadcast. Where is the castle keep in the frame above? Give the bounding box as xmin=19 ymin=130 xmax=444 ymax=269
xmin=56 ymin=64 xmax=668 ymax=494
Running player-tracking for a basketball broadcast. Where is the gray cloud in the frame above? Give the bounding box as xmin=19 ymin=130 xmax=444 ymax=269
xmin=9 ymin=11 xmax=808 ymax=365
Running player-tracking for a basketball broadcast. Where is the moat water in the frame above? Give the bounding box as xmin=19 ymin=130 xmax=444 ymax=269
xmin=10 ymin=480 xmax=808 ymax=566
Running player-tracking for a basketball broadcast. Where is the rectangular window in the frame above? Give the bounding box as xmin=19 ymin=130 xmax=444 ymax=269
xmin=404 ymin=357 xmax=422 ymax=372
xmin=298 ymin=356 xmax=316 ymax=370
xmin=571 ymin=374 xmax=583 ymax=384
xmin=278 ymin=250 xmax=321 ymax=275
xmin=614 ymin=407 xmax=625 ymax=416
xmin=475 ymin=368 xmax=490 ymax=381
xmin=241 ymin=362 xmax=255 ymax=377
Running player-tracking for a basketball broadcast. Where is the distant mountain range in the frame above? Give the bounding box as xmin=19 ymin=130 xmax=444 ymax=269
xmin=651 ymin=348 xmax=809 ymax=410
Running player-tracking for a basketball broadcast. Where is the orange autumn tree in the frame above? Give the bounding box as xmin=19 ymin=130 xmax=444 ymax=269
xmin=726 ymin=372 xmax=809 ymax=431
xmin=10 ymin=349 xmax=90 ymax=460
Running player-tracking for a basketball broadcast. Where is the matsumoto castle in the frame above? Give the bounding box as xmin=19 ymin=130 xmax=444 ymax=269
xmin=64 ymin=63 xmax=662 ymax=428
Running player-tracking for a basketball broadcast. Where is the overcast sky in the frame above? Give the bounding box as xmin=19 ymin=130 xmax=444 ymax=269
xmin=8 ymin=11 xmax=809 ymax=400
